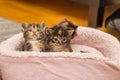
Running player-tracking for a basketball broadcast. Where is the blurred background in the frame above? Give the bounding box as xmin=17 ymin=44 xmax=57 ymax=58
xmin=0 ymin=0 xmax=120 ymax=40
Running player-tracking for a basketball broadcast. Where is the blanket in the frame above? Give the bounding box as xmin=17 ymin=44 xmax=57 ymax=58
xmin=0 ymin=26 xmax=120 ymax=80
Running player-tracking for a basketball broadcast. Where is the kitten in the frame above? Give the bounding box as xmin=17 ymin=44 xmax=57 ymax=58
xmin=58 ymin=18 xmax=78 ymax=39
xmin=45 ymin=26 xmax=73 ymax=52
xmin=22 ymin=22 xmax=46 ymax=52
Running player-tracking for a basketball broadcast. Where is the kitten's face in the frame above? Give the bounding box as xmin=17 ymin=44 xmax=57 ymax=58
xmin=46 ymin=26 xmax=72 ymax=52
xmin=58 ymin=18 xmax=78 ymax=39
xmin=22 ymin=23 xmax=46 ymax=40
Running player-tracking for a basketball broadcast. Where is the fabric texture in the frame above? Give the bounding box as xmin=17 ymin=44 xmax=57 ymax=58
xmin=0 ymin=27 xmax=120 ymax=80
xmin=0 ymin=17 xmax=21 ymax=43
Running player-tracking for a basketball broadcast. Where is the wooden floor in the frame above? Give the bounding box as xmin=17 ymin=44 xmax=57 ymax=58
xmin=0 ymin=0 xmax=120 ymax=40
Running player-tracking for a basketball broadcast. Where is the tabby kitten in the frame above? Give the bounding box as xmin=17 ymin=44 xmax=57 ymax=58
xmin=46 ymin=26 xmax=73 ymax=52
xmin=58 ymin=18 xmax=78 ymax=39
xmin=22 ymin=22 xmax=46 ymax=52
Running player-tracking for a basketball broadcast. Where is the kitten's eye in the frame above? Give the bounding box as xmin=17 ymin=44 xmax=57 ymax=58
xmin=28 ymin=29 xmax=32 ymax=32
xmin=62 ymin=37 xmax=67 ymax=42
xmin=37 ymin=29 xmax=40 ymax=32
xmin=52 ymin=37 xmax=58 ymax=43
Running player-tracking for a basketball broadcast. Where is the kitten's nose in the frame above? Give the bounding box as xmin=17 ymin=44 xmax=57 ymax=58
xmin=58 ymin=42 xmax=62 ymax=45
xmin=32 ymin=31 xmax=37 ymax=36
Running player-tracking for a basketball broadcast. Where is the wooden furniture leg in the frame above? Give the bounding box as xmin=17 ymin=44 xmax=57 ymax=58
xmin=88 ymin=6 xmax=105 ymax=27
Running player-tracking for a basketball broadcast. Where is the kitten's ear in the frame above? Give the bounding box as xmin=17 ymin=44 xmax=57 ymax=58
xmin=58 ymin=18 xmax=68 ymax=25
xmin=74 ymin=25 xmax=78 ymax=30
xmin=62 ymin=18 xmax=68 ymax=21
xmin=67 ymin=29 xmax=74 ymax=36
xmin=40 ymin=22 xmax=46 ymax=31
xmin=59 ymin=18 xmax=68 ymax=23
xmin=45 ymin=28 xmax=54 ymax=35
xmin=21 ymin=23 xmax=27 ymax=32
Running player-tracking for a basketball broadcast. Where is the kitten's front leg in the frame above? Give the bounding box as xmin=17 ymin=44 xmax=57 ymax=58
xmin=36 ymin=42 xmax=46 ymax=52
xmin=44 ymin=45 xmax=50 ymax=52
xmin=23 ymin=42 xmax=32 ymax=51
xmin=64 ymin=47 xmax=73 ymax=52
xmin=69 ymin=48 xmax=73 ymax=52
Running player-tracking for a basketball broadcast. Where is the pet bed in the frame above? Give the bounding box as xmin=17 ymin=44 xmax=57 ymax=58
xmin=0 ymin=27 xmax=120 ymax=80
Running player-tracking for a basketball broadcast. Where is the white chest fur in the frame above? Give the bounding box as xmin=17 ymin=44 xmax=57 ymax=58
xmin=28 ymin=41 xmax=41 ymax=51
